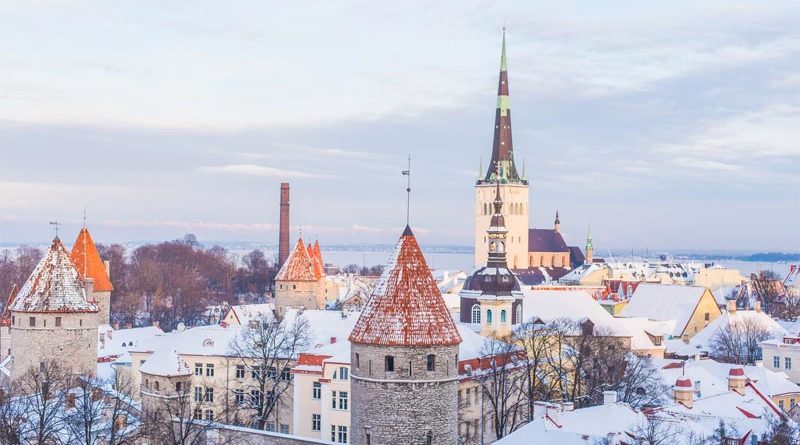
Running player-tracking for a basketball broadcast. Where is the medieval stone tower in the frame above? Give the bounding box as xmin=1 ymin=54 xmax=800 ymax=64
xmin=349 ymin=226 xmax=463 ymax=445
xmin=461 ymin=181 xmax=524 ymax=338
xmin=71 ymin=226 xmax=114 ymax=325
xmin=475 ymin=30 xmax=529 ymax=270
xmin=274 ymin=237 xmax=326 ymax=315
xmin=9 ymin=237 xmax=99 ymax=380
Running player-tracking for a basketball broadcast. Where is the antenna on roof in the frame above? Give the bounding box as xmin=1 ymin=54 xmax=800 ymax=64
xmin=402 ymin=155 xmax=411 ymax=226
xmin=49 ymin=221 xmax=60 ymax=238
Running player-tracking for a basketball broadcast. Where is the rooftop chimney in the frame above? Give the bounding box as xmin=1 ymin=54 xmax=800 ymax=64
xmin=754 ymin=300 xmax=762 ymax=313
xmin=674 ymin=378 xmax=693 ymax=408
xmin=728 ymin=368 xmax=746 ymax=395
xmin=278 ymin=183 xmax=290 ymax=268
xmin=726 ymin=299 xmax=737 ymax=314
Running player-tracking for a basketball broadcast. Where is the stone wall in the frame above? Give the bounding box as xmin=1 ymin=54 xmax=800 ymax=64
xmin=9 ymin=310 xmax=98 ymax=380
xmin=94 ymin=290 xmax=111 ymax=326
xmin=351 ymin=343 xmax=460 ymax=445
xmin=275 ymin=280 xmax=321 ymax=315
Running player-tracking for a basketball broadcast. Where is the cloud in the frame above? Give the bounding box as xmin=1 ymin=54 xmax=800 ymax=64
xmin=200 ymin=164 xmax=331 ymax=178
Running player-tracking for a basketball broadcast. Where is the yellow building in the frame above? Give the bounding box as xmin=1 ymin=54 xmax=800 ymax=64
xmin=620 ymin=284 xmax=721 ymax=340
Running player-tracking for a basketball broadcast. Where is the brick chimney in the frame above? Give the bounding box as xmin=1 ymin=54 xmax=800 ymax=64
xmin=728 ymin=368 xmax=746 ymax=394
xmin=278 ymin=182 xmax=290 ymax=268
xmin=674 ymin=378 xmax=693 ymax=408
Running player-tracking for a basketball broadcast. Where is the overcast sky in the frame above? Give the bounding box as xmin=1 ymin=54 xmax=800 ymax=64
xmin=0 ymin=0 xmax=798 ymax=252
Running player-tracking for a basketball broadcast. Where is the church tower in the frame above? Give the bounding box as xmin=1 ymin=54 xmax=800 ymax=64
xmin=350 ymin=226 xmax=462 ymax=445
xmin=585 ymin=225 xmax=594 ymax=264
xmin=461 ymin=181 xmax=524 ymax=338
xmin=475 ymin=30 xmax=529 ymax=269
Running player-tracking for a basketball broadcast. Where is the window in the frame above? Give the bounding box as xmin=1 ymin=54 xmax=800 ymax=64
xmin=331 ymin=426 xmax=347 ymax=443
xmin=195 ymin=363 xmax=203 ymax=376
xmin=204 ymin=409 xmax=213 ymax=421
xmin=339 ymin=367 xmax=349 ymax=380
xmin=154 ymin=381 xmax=160 ymax=391
xmin=80 ymin=319 xmax=83 ymax=327
xmin=779 ymin=400 xmax=785 ymax=411
xmin=236 ymin=364 xmax=245 ymax=378
xmin=464 ymin=387 xmax=472 ymax=407
xmin=331 ymin=391 xmax=337 ymax=408
xmin=234 ymin=389 xmax=244 ymax=405
xmin=194 ymin=387 xmax=203 ymax=402
xmin=312 ymin=382 xmax=321 ymax=399
xmin=204 ymin=387 xmax=214 ymax=402
xmin=280 ymin=424 xmax=289 ymax=434
xmin=427 ymin=354 xmax=435 ymax=372
xmin=458 ymin=389 xmax=462 ymax=405
xmin=338 ymin=391 xmax=348 ymax=410
xmin=267 ymin=366 xmax=277 ymax=380
xmin=175 ymin=382 xmax=182 ymax=392
xmin=55 ymin=317 xmax=61 ymax=327
xmin=29 ymin=317 xmax=35 ymax=327
xmin=266 ymin=422 xmax=275 ymax=432
xmin=193 ymin=408 xmax=202 ymax=420
xmin=281 ymin=367 xmax=292 ymax=381
xmin=704 ymin=312 xmax=710 ymax=321
xmin=206 ymin=363 xmax=214 ymax=377
xmin=250 ymin=390 xmax=263 ymax=407
xmin=471 ymin=305 xmax=481 ymax=324
xmin=486 ymin=309 xmax=493 ymax=324
xmin=385 ymin=355 xmax=394 ymax=372
xmin=786 ymin=357 xmax=792 ymax=370
xmin=501 ymin=309 xmax=507 ymax=324
xmin=312 ymin=414 xmax=321 ymax=431
xmin=774 ymin=356 xmax=781 ymax=368
xmin=355 ymin=353 xmax=360 ymax=368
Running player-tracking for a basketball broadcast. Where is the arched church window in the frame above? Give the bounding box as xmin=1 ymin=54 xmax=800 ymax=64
xmin=501 ymin=310 xmax=507 ymax=324
xmin=471 ymin=305 xmax=481 ymax=324
xmin=486 ymin=309 xmax=493 ymax=324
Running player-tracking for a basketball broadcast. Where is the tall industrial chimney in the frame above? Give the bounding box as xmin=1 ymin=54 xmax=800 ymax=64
xmin=278 ymin=182 xmax=290 ymax=268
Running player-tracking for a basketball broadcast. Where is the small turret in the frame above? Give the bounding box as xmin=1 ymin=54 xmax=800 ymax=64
xmin=554 ymin=210 xmax=561 ymax=233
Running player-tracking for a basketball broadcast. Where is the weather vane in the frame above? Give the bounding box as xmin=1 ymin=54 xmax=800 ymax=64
xmin=49 ymin=221 xmax=60 ymax=237
xmin=402 ymin=155 xmax=411 ymax=226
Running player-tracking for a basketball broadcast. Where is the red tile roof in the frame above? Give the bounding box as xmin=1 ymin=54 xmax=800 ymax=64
xmin=70 ymin=227 xmax=114 ymax=292
xmin=11 ymin=237 xmax=98 ymax=313
xmin=349 ymin=226 xmax=462 ymax=347
xmin=275 ymin=238 xmax=317 ymax=282
xmin=0 ymin=284 xmax=19 ymax=327
xmin=307 ymin=242 xmax=324 ymax=280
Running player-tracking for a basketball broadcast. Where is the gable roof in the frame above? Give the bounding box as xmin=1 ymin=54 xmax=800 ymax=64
xmin=349 ymin=226 xmax=462 ymax=347
xmin=70 ymin=227 xmax=114 ymax=292
xmin=621 ymin=284 xmax=717 ymax=337
xmin=521 ymin=289 xmax=624 ymax=335
xmin=140 ymin=348 xmax=191 ymax=377
xmin=275 ymin=238 xmax=317 ymax=282
xmin=528 ymin=229 xmax=569 ymax=253
xmin=690 ymin=310 xmax=787 ymax=350
xmin=10 ymin=237 xmax=98 ymax=313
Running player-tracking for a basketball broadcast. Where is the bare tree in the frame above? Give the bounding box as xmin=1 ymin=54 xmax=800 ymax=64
xmin=630 ymin=414 xmax=679 ymax=445
xmin=228 ymin=314 xmax=310 ymax=430
xmin=761 ymin=413 xmax=800 ymax=445
xmin=64 ymin=372 xmax=141 ymax=445
xmin=752 ymin=271 xmax=785 ymax=316
xmin=472 ymin=338 xmax=527 ymax=440
xmin=613 ymin=355 xmax=670 ymax=409
xmin=512 ymin=319 xmax=571 ymax=418
xmin=710 ymin=318 xmax=775 ymax=364
xmin=0 ymin=380 xmax=26 ymax=444
xmin=15 ymin=360 xmax=72 ymax=444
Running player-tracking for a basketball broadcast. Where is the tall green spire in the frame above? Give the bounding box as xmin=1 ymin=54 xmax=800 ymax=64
xmin=586 ymin=224 xmax=593 ymax=249
xmin=500 ymin=27 xmax=508 ymax=72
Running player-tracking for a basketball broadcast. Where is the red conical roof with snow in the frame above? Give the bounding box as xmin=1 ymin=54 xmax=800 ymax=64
xmin=349 ymin=226 xmax=462 ymax=347
xmin=307 ymin=241 xmax=324 ymax=280
xmin=70 ymin=227 xmax=114 ymax=292
xmin=10 ymin=237 xmax=98 ymax=313
xmin=0 ymin=284 xmax=19 ymax=327
xmin=275 ymin=238 xmax=317 ymax=282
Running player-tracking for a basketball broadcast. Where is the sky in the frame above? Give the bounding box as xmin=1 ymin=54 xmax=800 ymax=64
xmin=0 ymin=0 xmax=798 ymax=253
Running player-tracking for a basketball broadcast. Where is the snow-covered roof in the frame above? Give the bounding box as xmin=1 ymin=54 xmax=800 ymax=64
xmin=349 ymin=226 xmax=462 ymax=347
xmin=224 ymin=303 xmax=275 ymax=326
xmin=621 ymin=284 xmax=716 ymax=337
xmin=140 ymin=348 xmax=191 ymax=377
xmin=70 ymin=227 xmax=113 ymax=292
xmin=521 ymin=289 xmax=624 ymax=335
xmin=690 ymin=310 xmax=787 ymax=352
xmin=11 ymin=237 xmax=98 ymax=313
xmin=275 ymin=238 xmax=317 ymax=282
xmin=98 ymin=325 xmax=165 ymax=358
xmin=614 ymin=317 xmax=670 ymax=352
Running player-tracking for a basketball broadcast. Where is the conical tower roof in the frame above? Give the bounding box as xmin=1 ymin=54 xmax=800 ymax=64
xmin=349 ymin=226 xmax=462 ymax=347
xmin=0 ymin=284 xmax=19 ymax=326
xmin=275 ymin=238 xmax=316 ymax=282
xmin=70 ymin=227 xmax=114 ymax=292
xmin=11 ymin=237 xmax=98 ymax=313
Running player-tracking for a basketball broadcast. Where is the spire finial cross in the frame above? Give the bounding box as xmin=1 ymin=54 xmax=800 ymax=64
xmin=402 ymin=155 xmax=412 ymax=226
xmin=49 ymin=220 xmax=60 ymax=238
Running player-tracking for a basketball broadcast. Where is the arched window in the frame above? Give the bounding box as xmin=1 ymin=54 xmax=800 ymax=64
xmin=516 ymin=305 xmax=522 ymax=325
xmin=154 ymin=381 xmax=160 ymax=391
xmin=471 ymin=305 xmax=481 ymax=324
xmin=486 ymin=309 xmax=493 ymax=324
xmin=501 ymin=310 xmax=507 ymax=324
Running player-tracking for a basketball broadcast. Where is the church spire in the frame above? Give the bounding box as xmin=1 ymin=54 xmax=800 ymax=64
xmin=482 ymin=28 xmax=524 ymax=185
xmin=486 ymin=176 xmax=509 ymax=268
